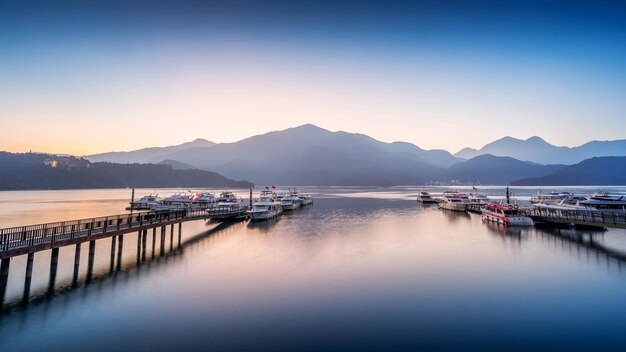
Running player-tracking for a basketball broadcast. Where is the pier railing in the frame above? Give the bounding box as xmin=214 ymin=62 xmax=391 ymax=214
xmin=0 ymin=206 xmax=246 ymax=256
xmin=530 ymin=208 xmax=626 ymax=229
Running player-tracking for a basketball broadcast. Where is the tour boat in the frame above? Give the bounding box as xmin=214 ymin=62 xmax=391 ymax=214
xmin=482 ymin=202 xmax=534 ymax=226
xmin=128 ymin=194 xmax=161 ymax=210
xmin=580 ymin=193 xmax=626 ymax=213
xmin=530 ymin=192 xmax=572 ymax=204
xmin=281 ymin=192 xmax=302 ymax=211
xmin=209 ymin=194 xmax=248 ymax=220
xmin=160 ymin=192 xmax=197 ymax=210
xmin=438 ymin=192 xmax=469 ymax=212
xmin=416 ymin=191 xmax=438 ymax=204
xmin=217 ymin=191 xmax=238 ymax=203
xmin=468 ymin=193 xmax=490 ymax=206
xmin=193 ymin=192 xmax=218 ymax=206
xmin=249 ymin=190 xmax=283 ymax=221
xmin=298 ymin=193 xmax=314 ymax=206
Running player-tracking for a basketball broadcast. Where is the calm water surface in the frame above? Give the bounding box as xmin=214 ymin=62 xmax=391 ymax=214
xmin=1 ymin=187 xmax=626 ymax=351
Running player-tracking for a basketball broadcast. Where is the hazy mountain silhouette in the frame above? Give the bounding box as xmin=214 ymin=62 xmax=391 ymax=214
xmin=85 ymin=138 xmax=215 ymax=164
xmin=455 ymin=136 xmax=626 ymax=164
xmin=132 ymin=124 xmax=460 ymax=185
xmin=446 ymin=154 xmax=565 ymax=185
xmin=80 ymin=125 xmax=626 ymax=185
xmin=0 ymin=152 xmax=252 ymax=190
xmin=511 ymin=156 xmax=626 ymax=186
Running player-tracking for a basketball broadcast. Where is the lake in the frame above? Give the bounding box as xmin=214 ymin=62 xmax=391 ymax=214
xmin=1 ymin=186 xmax=626 ymax=351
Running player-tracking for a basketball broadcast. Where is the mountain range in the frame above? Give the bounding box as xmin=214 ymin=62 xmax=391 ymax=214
xmin=455 ymin=136 xmax=626 ymax=164
xmin=81 ymin=124 xmax=626 ymax=186
xmin=511 ymin=157 xmax=626 ymax=186
xmin=0 ymin=152 xmax=253 ymax=190
xmin=86 ymin=138 xmax=215 ymax=164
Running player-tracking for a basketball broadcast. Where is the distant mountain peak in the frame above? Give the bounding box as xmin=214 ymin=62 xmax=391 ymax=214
xmin=453 ymin=135 xmax=626 ymax=165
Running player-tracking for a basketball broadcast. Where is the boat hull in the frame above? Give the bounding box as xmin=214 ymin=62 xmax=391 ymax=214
xmin=417 ymin=197 xmax=438 ymax=204
xmin=482 ymin=211 xmax=534 ymax=226
xmin=438 ymin=202 xmax=468 ymax=212
xmin=249 ymin=210 xmax=282 ymax=221
xmin=282 ymin=203 xmax=300 ymax=211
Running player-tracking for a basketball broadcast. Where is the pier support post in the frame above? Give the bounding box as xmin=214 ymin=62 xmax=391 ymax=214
xmin=178 ymin=223 xmax=182 ymax=248
xmin=86 ymin=240 xmax=95 ymax=281
xmin=116 ymin=235 xmax=124 ymax=270
xmin=0 ymin=258 xmax=11 ymax=305
xmin=110 ymin=235 xmax=117 ymax=272
xmin=72 ymin=243 xmax=81 ymax=285
xmin=22 ymin=253 xmax=34 ymax=304
xmin=170 ymin=224 xmax=174 ymax=252
xmin=48 ymin=248 xmax=60 ymax=294
xmin=152 ymin=228 xmax=156 ymax=258
xmin=160 ymin=226 xmax=166 ymax=256
xmin=136 ymin=231 xmax=142 ymax=263
xmin=141 ymin=230 xmax=147 ymax=261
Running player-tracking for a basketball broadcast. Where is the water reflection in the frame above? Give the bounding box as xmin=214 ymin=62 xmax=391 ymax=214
xmin=1 ymin=188 xmax=626 ymax=351
xmin=2 ymin=220 xmax=242 ymax=313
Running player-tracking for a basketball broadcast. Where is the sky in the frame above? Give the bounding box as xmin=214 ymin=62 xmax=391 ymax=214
xmin=1 ymin=0 xmax=626 ymax=155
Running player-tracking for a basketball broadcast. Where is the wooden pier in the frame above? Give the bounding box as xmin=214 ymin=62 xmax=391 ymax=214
xmin=0 ymin=206 xmax=249 ymax=303
xmin=530 ymin=208 xmax=626 ymax=229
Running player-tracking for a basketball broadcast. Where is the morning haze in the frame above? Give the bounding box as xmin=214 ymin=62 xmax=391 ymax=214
xmin=2 ymin=1 xmax=626 ymax=352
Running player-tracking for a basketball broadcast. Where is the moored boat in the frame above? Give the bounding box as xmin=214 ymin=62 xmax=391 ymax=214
xmin=530 ymin=191 xmax=571 ymax=204
xmin=482 ymin=203 xmax=534 ymax=226
xmin=580 ymin=193 xmax=626 ymax=213
xmin=281 ymin=192 xmax=302 ymax=211
xmin=127 ymin=193 xmax=161 ymax=210
xmin=298 ymin=193 xmax=313 ymax=206
xmin=417 ymin=191 xmax=438 ymax=204
xmin=249 ymin=190 xmax=283 ymax=221
xmin=438 ymin=192 xmax=469 ymax=212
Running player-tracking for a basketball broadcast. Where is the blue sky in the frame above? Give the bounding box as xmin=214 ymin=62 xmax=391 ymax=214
xmin=1 ymin=0 xmax=625 ymax=154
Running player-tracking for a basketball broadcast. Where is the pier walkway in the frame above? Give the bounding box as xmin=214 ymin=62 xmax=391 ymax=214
xmin=530 ymin=208 xmax=626 ymax=229
xmin=0 ymin=206 xmax=249 ymax=302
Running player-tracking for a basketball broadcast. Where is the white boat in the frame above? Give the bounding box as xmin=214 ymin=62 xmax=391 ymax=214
xmin=209 ymin=194 xmax=248 ymax=219
xmin=416 ymin=191 xmax=438 ymax=204
xmin=298 ymin=193 xmax=313 ymax=206
xmin=438 ymin=192 xmax=469 ymax=212
xmin=217 ymin=191 xmax=238 ymax=203
xmin=281 ymin=193 xmax=302 ymax=211
xmin=530 ymin=192 xmax=571 ymax=204
xmin=482 ymin=202 xmax=534 ymax=226
xmin=128 ymin=193 xmax=161 ymax=210
xmin=249 ymin=190 xmax=283 ymax=221
xmin=580 ymin=193 xmax=626 ymax=213
xmin=160 ymin=192 xmax=198 ymax=210
xmin=468 ymin=193 xmax=490 ymax=206
xmin=193 ymin=192 xmax=218 ymax=206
